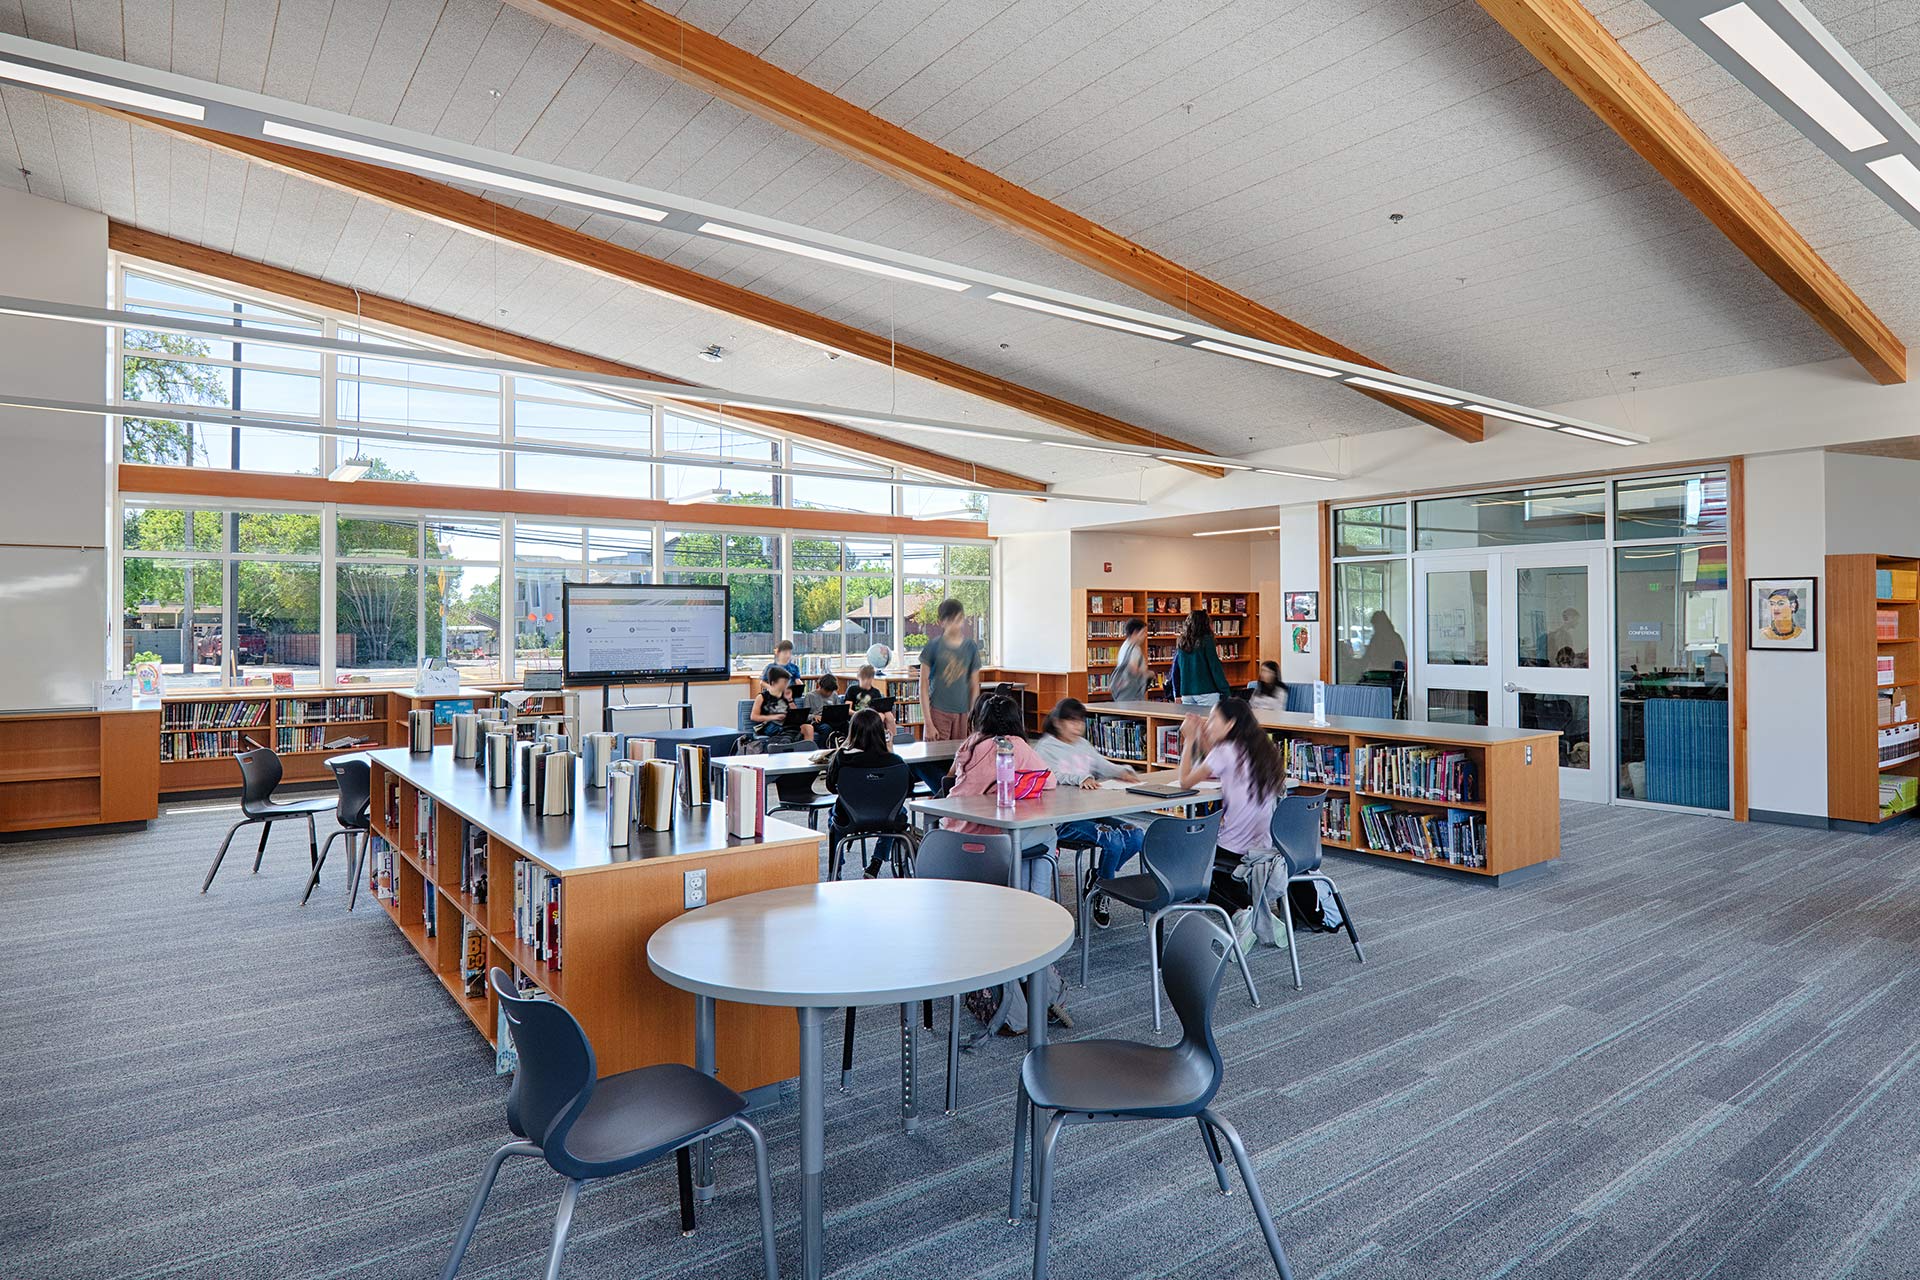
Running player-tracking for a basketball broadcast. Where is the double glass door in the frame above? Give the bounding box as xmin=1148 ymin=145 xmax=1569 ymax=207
xmin=1414 ymin=548 xmax=1609 ymax=802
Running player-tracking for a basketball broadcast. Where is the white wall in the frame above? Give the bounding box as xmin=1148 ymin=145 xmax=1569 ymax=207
xmin=1745 ymin=451 xmax=1830 ymax=819
xmin=1278 ymin=505 xmax=1322 ymax=685
xmin=0 ymin=189 xmax=111 ymax=709
xmin=996 ymin=531 xmax=1073 ymax=668
xmin=1824 ymin=453 xmax=1920 ymax=555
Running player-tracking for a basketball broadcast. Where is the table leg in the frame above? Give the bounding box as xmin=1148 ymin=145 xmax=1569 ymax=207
xmin=1026 ymin=967 xmax=1049 ymax=1205
xmin=899 ymin=1003 xmax=919 ymax=1133
xmin=693 ymin=994 xmax=717 ymax=1203
xmin=798 ymin=1005 xmax=828 ymax=1280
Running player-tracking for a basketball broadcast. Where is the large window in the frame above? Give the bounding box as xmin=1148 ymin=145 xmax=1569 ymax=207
xmin=901 ymin=541 xmax=992 ymax=661
xmin=664 ymin=530 xmax=779 ymax=662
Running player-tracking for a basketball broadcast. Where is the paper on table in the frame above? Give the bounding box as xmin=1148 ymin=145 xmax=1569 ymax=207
xmin=1196 ymin=780 xmax=1222 ymax=791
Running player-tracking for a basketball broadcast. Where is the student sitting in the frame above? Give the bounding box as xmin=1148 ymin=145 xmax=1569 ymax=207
xmin=1032 ymin=697 xmax=1145 ymax=928
xmin=751 ymin=665 xmax=813 ymax=747
xmin=941 ymin=694 xmax=1057 ymax=895
xmin=1249 ymin=660 xmax=1289 ymax=713
xmin=823 ymin=708 xmax=905 ymax=876
xmin=1175 ymin=697 xmax=1285 ymax=940
xmin=800 ymin=672 xmax=839 ymax=717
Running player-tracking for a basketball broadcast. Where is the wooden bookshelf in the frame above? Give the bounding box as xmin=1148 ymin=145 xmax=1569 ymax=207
xmin=979 ymin=668 xmax=1084 ymax=735
xmin=0 ymin=709 xmax=160 ymax=833
xmin=367 ymin=747 xmax=819 ymax=1084
xmin=1827 ymin=554 xmax=1920 ymax=825
xmin=1083 ymin=590 xmax=1259 ymax=699
xmin=1086 ymin=701 xmax=1559 ymax=881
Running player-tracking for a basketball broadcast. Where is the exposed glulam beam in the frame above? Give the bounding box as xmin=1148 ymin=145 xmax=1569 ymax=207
xmin=510 ymin=0 xmax=1487 ymax=442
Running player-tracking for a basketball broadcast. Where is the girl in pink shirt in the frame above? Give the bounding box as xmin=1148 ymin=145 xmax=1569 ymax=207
xmin=941 ymin=694 xmax=1057 ymax=840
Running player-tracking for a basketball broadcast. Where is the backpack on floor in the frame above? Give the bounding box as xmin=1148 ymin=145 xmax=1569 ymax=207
xmin=1208 ymin=851 xmax=1343 ymax=933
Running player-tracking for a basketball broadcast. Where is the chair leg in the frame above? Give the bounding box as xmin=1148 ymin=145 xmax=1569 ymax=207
xmin=676 ymin=1146 xmax=697 ymax=1236
xmin=1199 ymin=903 xmax=1260 ymax=1009
xmin=306 ymin=813 xmax=319 ymax=870
xmin=251 ymin=820 xmax=273 ymax=873
xmin=1078 ymin=868 xmax=1091 ymax=988
xmin=303 ymin=830 xmax=341 ymax=906
xmin=347 ymin=833 xmax=367 ymax=912
xmin=544 ymin=1178 xmax=585 ymax=1280
xmin=1009 ymin=1078 xmax=1031 ymax=1222
xmin=1316 ymin=875 xmax=1365 ymax=963
xmin=1203 ymin=1109 xmax=1295 ymax=1280
xmin=1031 ymin=1111 xmax=1068 ymax=1280
xmin=1147 ymin=909 xmax=1166 ymax=1032
xmin=1198 ymin=1116 xmax=1232 ymax=1195
xmin=840 ymin=1007 xmax=857 ymax=1092
xmin=945 ymin=994 xmax=961 ymax=1116
xmin=1280 ymin=879 xmax=1302 ymax=992
xmin=736 ymin=1115 xmax=781 ymax=1280
xmin=202 ymin=819 xmax=248 ymax=894
xmin=439 ymin=1140 xmax=539 ymax=1280
xmin=922 ymin=999 xmax=934 ymax=1031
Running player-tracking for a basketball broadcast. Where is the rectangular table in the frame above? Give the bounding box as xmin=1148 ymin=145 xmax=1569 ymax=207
xmin=711 ymin=737 xmax=961 ymax=778
xmin=907 ymin=769 xmax=1219 ymax=852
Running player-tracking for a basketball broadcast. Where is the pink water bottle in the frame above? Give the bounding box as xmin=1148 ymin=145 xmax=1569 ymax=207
xmin=994 ymin=736 xmax=1016 ymax=808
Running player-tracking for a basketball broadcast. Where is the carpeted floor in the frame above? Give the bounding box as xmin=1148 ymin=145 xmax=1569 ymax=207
xmin=3 ymin=798 xmax=1919 ymax=1279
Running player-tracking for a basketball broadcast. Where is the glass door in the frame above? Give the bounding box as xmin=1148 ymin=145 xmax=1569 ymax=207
xmin=1414 ymin=553 xmax=1496 ymax=728
xmin=1501 ymin=548 xmax=1609 ymax=802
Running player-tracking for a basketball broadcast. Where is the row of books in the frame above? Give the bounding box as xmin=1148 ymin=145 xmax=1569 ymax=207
xmin=381 ymin=773 xmax=404 ymax=835
xmin=1880 ymin=774 xmax=1918 ymax=817
xmin=1321 ymin=795 xmax=1351 ymax=844
xmin=274 ymin=725 xmax=351 ymax=754
xmin=1144 ymin=595 xmax=1195 ymax=616
xmin=1877 ymin=655 xmax=1899 ymax=687
xmin=417 ymin=795 xmax=439 ymax=868
xmin=1087 ymin=672 xmax=1114 ymax=694
xmin=1088 ymin=645 xmax=1119 ymax=666
xmin=1876 ymin=723 xmax=1918 ymax=766
xmin=1358 ymin=803 xmax=1486 ymax=867
xmin=1285 ymin=741 xmax=1350 ymax=785
xmin=1145 ymin=642 xmax=1243 ymax=662
xmin=1201 ymin=595 xmax=1250 ymax=616
xmin=162 ymin=700 xmax=269 ymax=729
xmin=1354 ymin=745 xmax=1478 ymax=802
xmin=1088 ymin=595 xmax=1136 ymax=615
xmin=279 ymin=696 xmax=378 ymax=725
xmin=160 ymin=728 xmax=252 ymax=761
xmin=513 ymin=860 xmax=563 ymax=971
xmin=366 ymin=834 xmax=397 ymax=903
xmin=1087 ymin=619 xmax=1132 ymax=638
xmin=1087 ymin=714 xmax=1147 ymax=760
xmin=458 ymin=823 xmax=488 ymax=903
xmin=1876 ymin=566 xmax=1916 ymax=600
xmin=1154 ymin=724 xmax=1182 ymax=764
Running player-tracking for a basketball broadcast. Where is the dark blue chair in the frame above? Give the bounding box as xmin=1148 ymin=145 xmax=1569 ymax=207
xmin=200 ymin=746 xmax=332 ymax=896
xmin=1009 ymin=915 xmax=1295 ymax=1280
xmin=302 ymin=754 xmax=370 ymax=908
xmin=1269 ymin=791 xmax=1365 ymax=991
xmin=440 ymin=969 xmax=779 ymax=1280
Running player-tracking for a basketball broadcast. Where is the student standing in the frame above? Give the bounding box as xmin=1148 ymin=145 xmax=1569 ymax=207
xmin=1110 ymin=618 xmax=1150 ymax=702
xmin=919 ymin=598 xmax=982 ymax=741
xmin=1172 ymin=609 xmax=1232 ymax=708
xmin=750 ymin=666 xmax=813 ymax=746
xmin=772 ymin=639 xmax=802 ymax=686
xmin=1032 ymin=698 xmax=1144 ymax=928
xmin=824 ymin=708 xmax=905 ymax=874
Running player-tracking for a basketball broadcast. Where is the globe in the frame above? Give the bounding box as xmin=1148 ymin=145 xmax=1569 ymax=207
xmin=864 ymin=643 xmax=892 ymax=671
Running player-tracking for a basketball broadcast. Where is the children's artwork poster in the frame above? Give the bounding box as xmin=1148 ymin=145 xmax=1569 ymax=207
xmin=1284 ymin=591 xmax=1319 ymax=622
xmin=1291 ymin=625 xmax=1311 ymax=654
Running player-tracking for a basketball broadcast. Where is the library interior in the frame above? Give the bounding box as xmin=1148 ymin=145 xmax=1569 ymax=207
xmin=2 ymin=3 xmax=1919 ymax=1277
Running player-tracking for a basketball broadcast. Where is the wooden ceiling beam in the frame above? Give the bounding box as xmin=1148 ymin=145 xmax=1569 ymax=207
xmin=92 ymin=106 xmax=1223 ymax=477
xmin=1475 ymin=0 xmax=1905 ymax=385
xmin=106 ymin=223 xmax=1044 ymax=493
xmin=510 ymin=0 xmax=1485 ymax=442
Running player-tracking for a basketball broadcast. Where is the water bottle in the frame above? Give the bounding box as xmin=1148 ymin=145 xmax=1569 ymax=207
xmin=994 ymin=736 xmax=1016 ymax=809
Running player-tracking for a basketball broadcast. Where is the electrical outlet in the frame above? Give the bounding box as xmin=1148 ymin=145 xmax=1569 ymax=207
xmin=683 ymin=868 xmax=707 ymax=910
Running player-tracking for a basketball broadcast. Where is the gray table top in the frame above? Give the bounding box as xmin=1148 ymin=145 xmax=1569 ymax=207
xmin=712 ymin=738 xmax=961 ymax=777
xmin=647 ymin=879 xmax=1075 ymax=1005
xmin=1093 ymin=700 xmax=1559 ymax=746
xmin=368 ymin=747 xmax=819 ymax=877
xmin=907 ymin=769 xmax=1219 ymax=830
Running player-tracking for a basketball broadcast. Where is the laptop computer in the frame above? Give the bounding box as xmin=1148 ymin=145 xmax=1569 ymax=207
xmin=818 ymin=704 xmax=852 ymax=730
xmin=781 ymin=706 xmax=812 ymax=729
xmin=1125 ymin=782 xmax=1198 ymax=800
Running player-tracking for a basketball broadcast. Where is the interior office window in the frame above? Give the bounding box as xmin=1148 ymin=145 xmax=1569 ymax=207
xmin=514 ymin=379 xmax=653 ymax=498
xmin=1614 ymin=471 xmax=1730 ymax=541
xmin=1515 ymin=564 xmax=1591 ymax=668
xmin=787 ymin=446 xmax=893 ymax=514
xmin=1616 ymin=543 xmax=1730 ymax=810
xmin=1424 ymin=570 xmax=1488 ymax=666
xmin=661 ymin=412 xmax=776 ymax=504
xmin=1334 ymin=559 xmax=1409 ymax=686
xmin=1415 ymin=482 xmax=1605 ymax=551
xmin=1334 ymin=503 xmax=1407 ymax=557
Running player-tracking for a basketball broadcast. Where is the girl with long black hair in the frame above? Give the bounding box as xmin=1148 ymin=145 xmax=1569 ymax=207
xmin=1175 ymin=696 xmax=1284 ymax=859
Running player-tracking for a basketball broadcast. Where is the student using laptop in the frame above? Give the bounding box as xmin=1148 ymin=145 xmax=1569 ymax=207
xmin=845 ymin=664 xmax=896 ymax=736
xmin=800 ymin=672 xmax=840 ymax=716
xmin=1033 ymin=698 xmax=1145 ymax=928
xmin=751 ymin=665 xmax=813 ymax=747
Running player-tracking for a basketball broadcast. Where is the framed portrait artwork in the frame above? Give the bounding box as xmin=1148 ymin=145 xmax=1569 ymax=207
xmin=1284 ymin=591 xmax=1319 ymax=622
xmin=1749 ymin=577 xmax=1816 ymax=651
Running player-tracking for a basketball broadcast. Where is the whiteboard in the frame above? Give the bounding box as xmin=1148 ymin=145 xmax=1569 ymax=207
xmin=0 ymin=546 xmax=106 ymax=712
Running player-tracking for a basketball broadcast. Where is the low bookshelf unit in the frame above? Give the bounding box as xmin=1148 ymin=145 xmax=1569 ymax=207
xmin=1086 ymin=700 xmax=1560 ymax=882
xmin=1827 ymin=553 xmax=1920 ymax=826
xmin=1084 ymin=590 xmax=1260 ymax=698
xmin=366 ymin=746 xmax=819 ymax=1084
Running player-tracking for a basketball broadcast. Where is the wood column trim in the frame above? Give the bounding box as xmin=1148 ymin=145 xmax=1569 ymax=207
xmin=510 ymin=0 xmax=1484 ymax=443
xmin=94 ymin=107 xmax=1224 ymax=475
xmin=108 ymin=223 xmax=1042 ymax=494
xmin=117 ymin=464 xmax=990 ymax=539
xmin=1727 ymin=456 xmax=1748 ymax=821
xmin=1476 ymin=0 xmax=1905 ymax=385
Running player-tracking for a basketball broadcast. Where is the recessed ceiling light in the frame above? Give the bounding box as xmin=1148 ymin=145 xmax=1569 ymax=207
xmin=1700 ymin=3 xmax=1887 ymax=151
xmin=0 ymin=56 xmax=206 ymax=119
xmin=698 ymin=222 xmax=968 ymax=292
xmin=261 ymin=121 xmax=670 ymax=221
xmin=985 ymin=292 xmax=1183 ymax=341
xmin=1190 ymin=340 xmax=1344 ymax=377
xmin=1344 ymin=375 xmax=1461 ymax=406
xmin=1462 ymin=404 xmax=1559 ymax=430
xmin=1866 ymin=155 xmax=1920 ymax=215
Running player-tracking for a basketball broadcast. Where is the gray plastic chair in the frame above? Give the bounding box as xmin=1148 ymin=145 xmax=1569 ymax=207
xmin=1009 ymin=914 xmax=1295 ymax=1280
xmin=441 ymin=969 xmax=778 ymax=1280
xmin=838 ymin=829 xmax=1017 ymax=1110
xmin=200 ymin=747 xmax=333 ymax=895
xmin=1090 ymin=810 xmax=1258 ymax=1030
xmin=827 ymin=761 xmax=915 ymax=880
xmin=302 ymin=755 xmax=371 ymax=908
xmin=1268 ymin=791 xmax=1365 ymax=990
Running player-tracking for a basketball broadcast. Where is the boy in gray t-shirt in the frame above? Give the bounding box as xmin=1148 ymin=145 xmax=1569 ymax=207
xmin=919 ymin=598 xmax=981 ymax=740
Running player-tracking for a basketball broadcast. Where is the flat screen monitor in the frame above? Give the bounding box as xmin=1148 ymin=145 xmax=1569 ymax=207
xmin=561 ymin=582 xmax=732 ymax=684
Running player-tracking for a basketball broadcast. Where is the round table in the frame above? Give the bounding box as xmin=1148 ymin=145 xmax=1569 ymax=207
xmin=649 ymin=878 xmax=1074 ymax=1280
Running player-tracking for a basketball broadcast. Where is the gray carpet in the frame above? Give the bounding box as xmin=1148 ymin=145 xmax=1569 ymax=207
xmin=3 ymin=799 xmax=1919 ymax=1279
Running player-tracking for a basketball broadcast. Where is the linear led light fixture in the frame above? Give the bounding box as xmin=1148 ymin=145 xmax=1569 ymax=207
xmin=668 ymin=488 xmax=729 ymax=505
xmin=1555 ymin=425 xmax=1642 ymax=446
xmin=0 ymin=32 xmax=1642 ymax=447
xmin=913 ymin=509 xmax=978 ymax=521
xmin=1191 ymin=524 xmax=1282 ymax=538
xmin=0 ymin=393 xmax=1149 ymax=506
xmin=1648 ymin=1 xmax=1920 ymax=233
xmin=1344 ymin=375 xmax=1459 ymax=407
xmin=328 ymin=459 xmax=372 ymax=482
xmin=0 ymin=55 xmax=204 ymax=119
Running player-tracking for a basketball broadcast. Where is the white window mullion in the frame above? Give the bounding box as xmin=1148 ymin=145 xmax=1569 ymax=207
xmin=319 ymin=504 xmax=337 ymax=688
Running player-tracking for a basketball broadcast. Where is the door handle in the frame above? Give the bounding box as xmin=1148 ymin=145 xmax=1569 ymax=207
xmin=1502 ymin=682 xmax=1518 ymax=692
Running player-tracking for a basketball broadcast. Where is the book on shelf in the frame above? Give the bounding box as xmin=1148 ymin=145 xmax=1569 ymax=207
xmin=1876 ymin=723 xmax=1918 ymax=765
xmin=1878 ymin=610 xmax=1903 ymax=640
xmin=367 ymin=834 xmax=397 ymax=902
xmin=513 ymin=860 xmax=562 ymax=971
xmin=1088 ymin=619 xmax=1129 ymax=638
xmin=1880 ymin=774 xmax=1918 ymax=817
xmin=159 ymin=728 xmax=251 ymax=762
xmin=726 ymin=764 xmax=767 ymax=837
xmin=1879 ymin=692 xmax=1909 ymax=726
xmin=1321 ymin=795 xmax=1351 ymax=843
xmin=1358 ymin=802 xmax=1486 ymax=867
xmin=1087 ymin=713 xmax=1147 ymax=761
xmin=281 ymin=695 xmax=377 ymax=725
xmin=162 ymin=700 xmax=270 ymax=730
xmin=1877 ymin=655 xmax=1897 ymax=686
xmin=1154 ymin=723 xmax=1182 ymax=763
xmin=1354 ymin=745 xmax=1478 ymax=802
xmin=382 ymin=775 xmax=403 ymax=834
xmin=423 ymin=884 xmax=438 ymax=938
xmin=417 ymin=794 xmax=438 ymax=868
xmin=461 ymin=918 xmax=488 ymax=998
xmin=1284 ymin=740 xmax=1350 ymax=786
xmin=1877 ymin=567 xmax=1917 ymax=600
xmin=1087 ymin=673 xmax=1113 ymax=694
xmin=459 ymin=823 xmax=488 ymax=903
xmin=1088 ymin=644 xmax=1118 ymax=665
xmin=1203 ymin=594 xmax=1249 ymax=615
